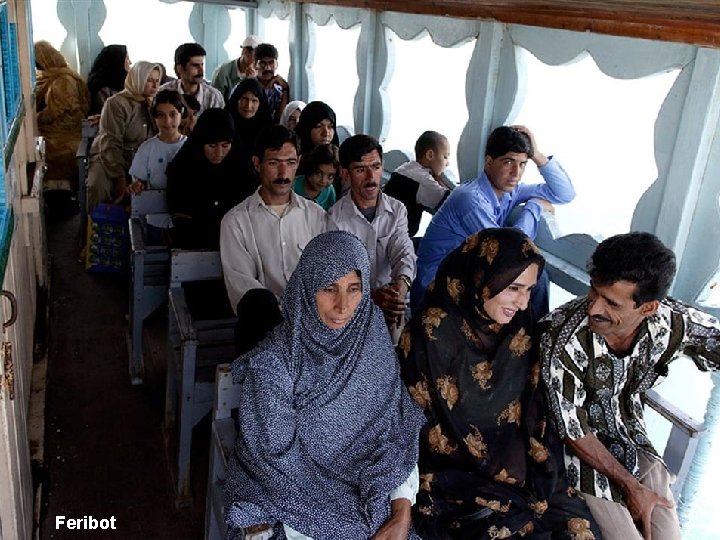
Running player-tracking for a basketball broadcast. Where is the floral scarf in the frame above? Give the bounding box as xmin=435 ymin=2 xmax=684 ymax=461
xmin=399 ymin=227 xmax=598 ymax=539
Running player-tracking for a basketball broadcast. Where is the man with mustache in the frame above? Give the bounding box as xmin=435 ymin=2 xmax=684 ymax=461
xmin=253 ymin=43 xmax=289 ymax=122
xmin=329 ymin=134 xmax=416 ymax=342
xmin=538 ymin=232 xmax=720 ymax=540
xmin=160 ymin=42 xmax=224 ymax=115
xmin=411 ymin=125 xmax=574 ymax=315
xmin=220 ymin=124 xmax=327 ymax=353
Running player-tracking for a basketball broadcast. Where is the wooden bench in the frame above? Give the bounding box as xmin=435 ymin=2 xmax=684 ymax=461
xmin=126 ymin=189 xmax=170 ymax=384
xmin=205 ymin=363 xmax=240 ymax=540
xmin=164 ymin=249 xmax=238 ymax=507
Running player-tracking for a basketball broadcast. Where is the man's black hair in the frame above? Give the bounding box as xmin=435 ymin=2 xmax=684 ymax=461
xmin=174 ymin=43 xmax=206 ymax=68
xmin=339 ymin=135 xmax=383 ymax=169
xmin=415 ymin=131 xmax=447 ymax=160
xmin=485 ymin=126 xmax=533 ymax=160
xmin=587 ymin=232 xmax=677 ymax=305
xmin=254 ymin=43 xmax=279 ymax=61
xmin=253 ymin=124 xmax=299 ymax=159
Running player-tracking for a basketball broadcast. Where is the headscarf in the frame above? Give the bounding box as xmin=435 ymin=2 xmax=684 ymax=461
xmin=225 ymin=78 xmax=273 ymax=151
xmin=225 ymin=230 xmax=425 ymax=539
xmin=87 ymin=45 xmax=127 ymax=114
xmin=279 ymin=99 xmax=306 ymax=128
xmin=294 ymin=100 xmax=340 ymax=154
xmin=121 ymin=61 xmax=160 ymax=104
xmin=34 ymin=41 xmax=89 ymax=115
xmin=399 ymin=228 xmax=596 ymax=538
xmin=166 ymin=108 xmax=255 ymax=249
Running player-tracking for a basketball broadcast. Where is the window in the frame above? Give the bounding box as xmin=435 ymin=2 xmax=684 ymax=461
xmin=99 ymin=0 xmax=194 ymax=74
xmin=0 ymin=1 xmax=21 ymax=133
xmin=29 ymin=0 xmax=66 ymax=57
xmin=384 ymin=28 xmax=474 ymax=181
xmin=259 ymin=15 xmax=289 ymax=81
xmin=513 ymin=49 xmax=679 ymax=239
xmin=223 ymin=7 xmax=248 ymax=61
xmin=309 ymin=16 xmax=360 ymax=130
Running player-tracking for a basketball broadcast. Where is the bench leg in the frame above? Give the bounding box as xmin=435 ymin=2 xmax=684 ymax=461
xmin=128 ymin=250 xmax=145 ymax=385
xmin=175 ymin=339 xmax=197 ymax=508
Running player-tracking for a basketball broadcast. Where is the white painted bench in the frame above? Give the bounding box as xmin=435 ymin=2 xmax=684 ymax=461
xmin=164 ymin=250 xmax=237 ymax=508
xmin=205 ymin=363 xmax=240 ymax=540
xmin=127 ymin=189 xmax=170 ymax=384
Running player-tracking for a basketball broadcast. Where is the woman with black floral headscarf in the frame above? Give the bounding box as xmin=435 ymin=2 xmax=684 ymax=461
xmin=399 ymin=227 xmax=600 ymax=539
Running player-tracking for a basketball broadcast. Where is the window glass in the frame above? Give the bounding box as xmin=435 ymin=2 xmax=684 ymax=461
xmin=384 ymin=28 xmax=474 ymax=181
xmin=99 ymin=0 xmax=193 ymax=74
xmin=259 ymin=15 xmax=289 ymax=81
xmin=30 ymin=0 xmax=67 ymax=51
xmin=223 ymin=7 xmax=248 ymax=61
xmin=309 ymin=16 xmax=360 ymax=130
xmin=513 ymin=49 xmax=679 ymax=239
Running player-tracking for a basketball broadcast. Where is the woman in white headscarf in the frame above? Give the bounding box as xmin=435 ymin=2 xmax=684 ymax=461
xmin=86 ymin=61 xmax=161 ymax=210
xmin=279 ymin=99 xmax=305 ymax=131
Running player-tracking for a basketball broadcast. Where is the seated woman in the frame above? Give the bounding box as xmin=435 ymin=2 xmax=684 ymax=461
xmin=34 ymin=41 xmax=90 ymax=193
xmin=399 ymin=227 xmax=599 ymax=539
xmin=86 ymin=44 xmax=130 ymax=117
xmin=166 ymin=108 xmax=255 ymax=249
xmin=279 ymin=99 xmax=305 ymax=131
xmin=294 ymin=101 xmax=340 ymax=182
xmin=225 ymin=230 xmax=425 ymax=540
xmin=225 ymin=78 xmax=274 ymax=151
xmin=85 ymin=61 xmax=160 ymax=211
xmin=292 ymin=143 xmax=339 ymax=210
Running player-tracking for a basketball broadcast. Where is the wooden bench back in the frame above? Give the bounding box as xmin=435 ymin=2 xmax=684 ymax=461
xmin=169 ymin=249 xmax=223 ymax=287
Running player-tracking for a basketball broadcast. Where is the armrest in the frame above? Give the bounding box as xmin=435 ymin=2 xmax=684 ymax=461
xmin=645 ymin=389 xmax=704 ymax=437
xmin=168 ymin=287 xmax=198 ymax=341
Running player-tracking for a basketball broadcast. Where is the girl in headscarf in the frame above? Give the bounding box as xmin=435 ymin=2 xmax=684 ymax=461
xmin=34 ymin=41 xmax=90 ymax=191
xmin=279 ymin=99 xmax=305 ymax=131
xmin=85 ymin=61 xmax=161 ymax=210
xmin=399 ymin=228 xmax=599 ymax=539
xmin=225 ymin=78 xmax=274 ymax=152
xmin=87 ymin=44 xmax=129 ymax=116
xmin=225 ymin=230 xmax=425 ymax=540
xmin=292 ymin=143 xmax=339 ymax=210
xmin=294 ymin=101 xmax=341 ymax=187
xmin=166 ymin=108 xmax=255 ymax=249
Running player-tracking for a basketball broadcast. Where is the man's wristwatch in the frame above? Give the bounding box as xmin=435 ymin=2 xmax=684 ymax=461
xmin=397 ymin=275 xmax=412 ymax=289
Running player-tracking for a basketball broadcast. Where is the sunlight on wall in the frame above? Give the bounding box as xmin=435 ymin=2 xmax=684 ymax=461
xmin=259 ymin=15 xmax=289 ymax=81
xmin=310 ymin=17 xmax=360 ymax=130
xmin=384 ymin=29 xmax=474 ymax=181
xmin=513 ymin=49 xmax=679 ymax=240
xmin=99 ymin=0 xmax=193 ymax=75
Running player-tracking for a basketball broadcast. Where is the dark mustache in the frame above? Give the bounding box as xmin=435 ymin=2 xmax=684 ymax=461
xmin=590 ymin=315 xmax=610 ymax=323
xmin=273 ymin=178 xmax=291 ymax=185
xmin=363 ymin=182 xmax=378 ymax=188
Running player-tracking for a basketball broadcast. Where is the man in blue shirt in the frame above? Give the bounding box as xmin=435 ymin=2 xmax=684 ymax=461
xmin=411 ymin=125 xmax=575 ymax=313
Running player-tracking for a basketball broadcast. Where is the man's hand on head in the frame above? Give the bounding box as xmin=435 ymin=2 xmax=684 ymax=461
xmin=512 ymin=125 xmax=549 ymax=167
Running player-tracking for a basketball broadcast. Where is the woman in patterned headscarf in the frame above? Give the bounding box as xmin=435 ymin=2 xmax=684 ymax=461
xmin=85 ymin=61 xmax=161 ymax=211
xmin=225 ymin=230 xmax=425 ymax=540
xmin=399 ymin=228 xmax=599 ymax=539
xmin=34 ymin=41 xmax=90 ymax=191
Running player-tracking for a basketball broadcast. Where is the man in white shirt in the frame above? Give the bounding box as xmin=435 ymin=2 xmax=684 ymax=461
xmin=329 ymin=134 xmax=416 ymax=339
xmin=220 ymin=124 xmax=327 ymax=353
xmin=160 ymin=43 xmax=225 ymax=114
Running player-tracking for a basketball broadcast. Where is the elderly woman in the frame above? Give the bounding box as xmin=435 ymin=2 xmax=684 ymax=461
xmin=34 ymin=41 xmax=90 ymax=192
xmin=166 ymin=108 xmax=255 ymax=249
xmin=399 ymin=228 xmax=599 ymax=539
xmin=279 ymin=99 xmax=306 ymax=131
xmin=225 ymin=78 xmax=273 ymax=151
xmin=85 ymin=61 xmax=160 ymax=210
xmin=225 ymin=230 xmax=425 ymax=539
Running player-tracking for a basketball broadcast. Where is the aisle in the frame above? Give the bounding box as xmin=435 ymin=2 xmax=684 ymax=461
xmin=40 ymin=203 xmax=204 ymax=540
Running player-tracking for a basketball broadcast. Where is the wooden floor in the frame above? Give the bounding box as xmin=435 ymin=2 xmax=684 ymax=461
xmin=39 ymin=196 xmax=207 ymax=540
